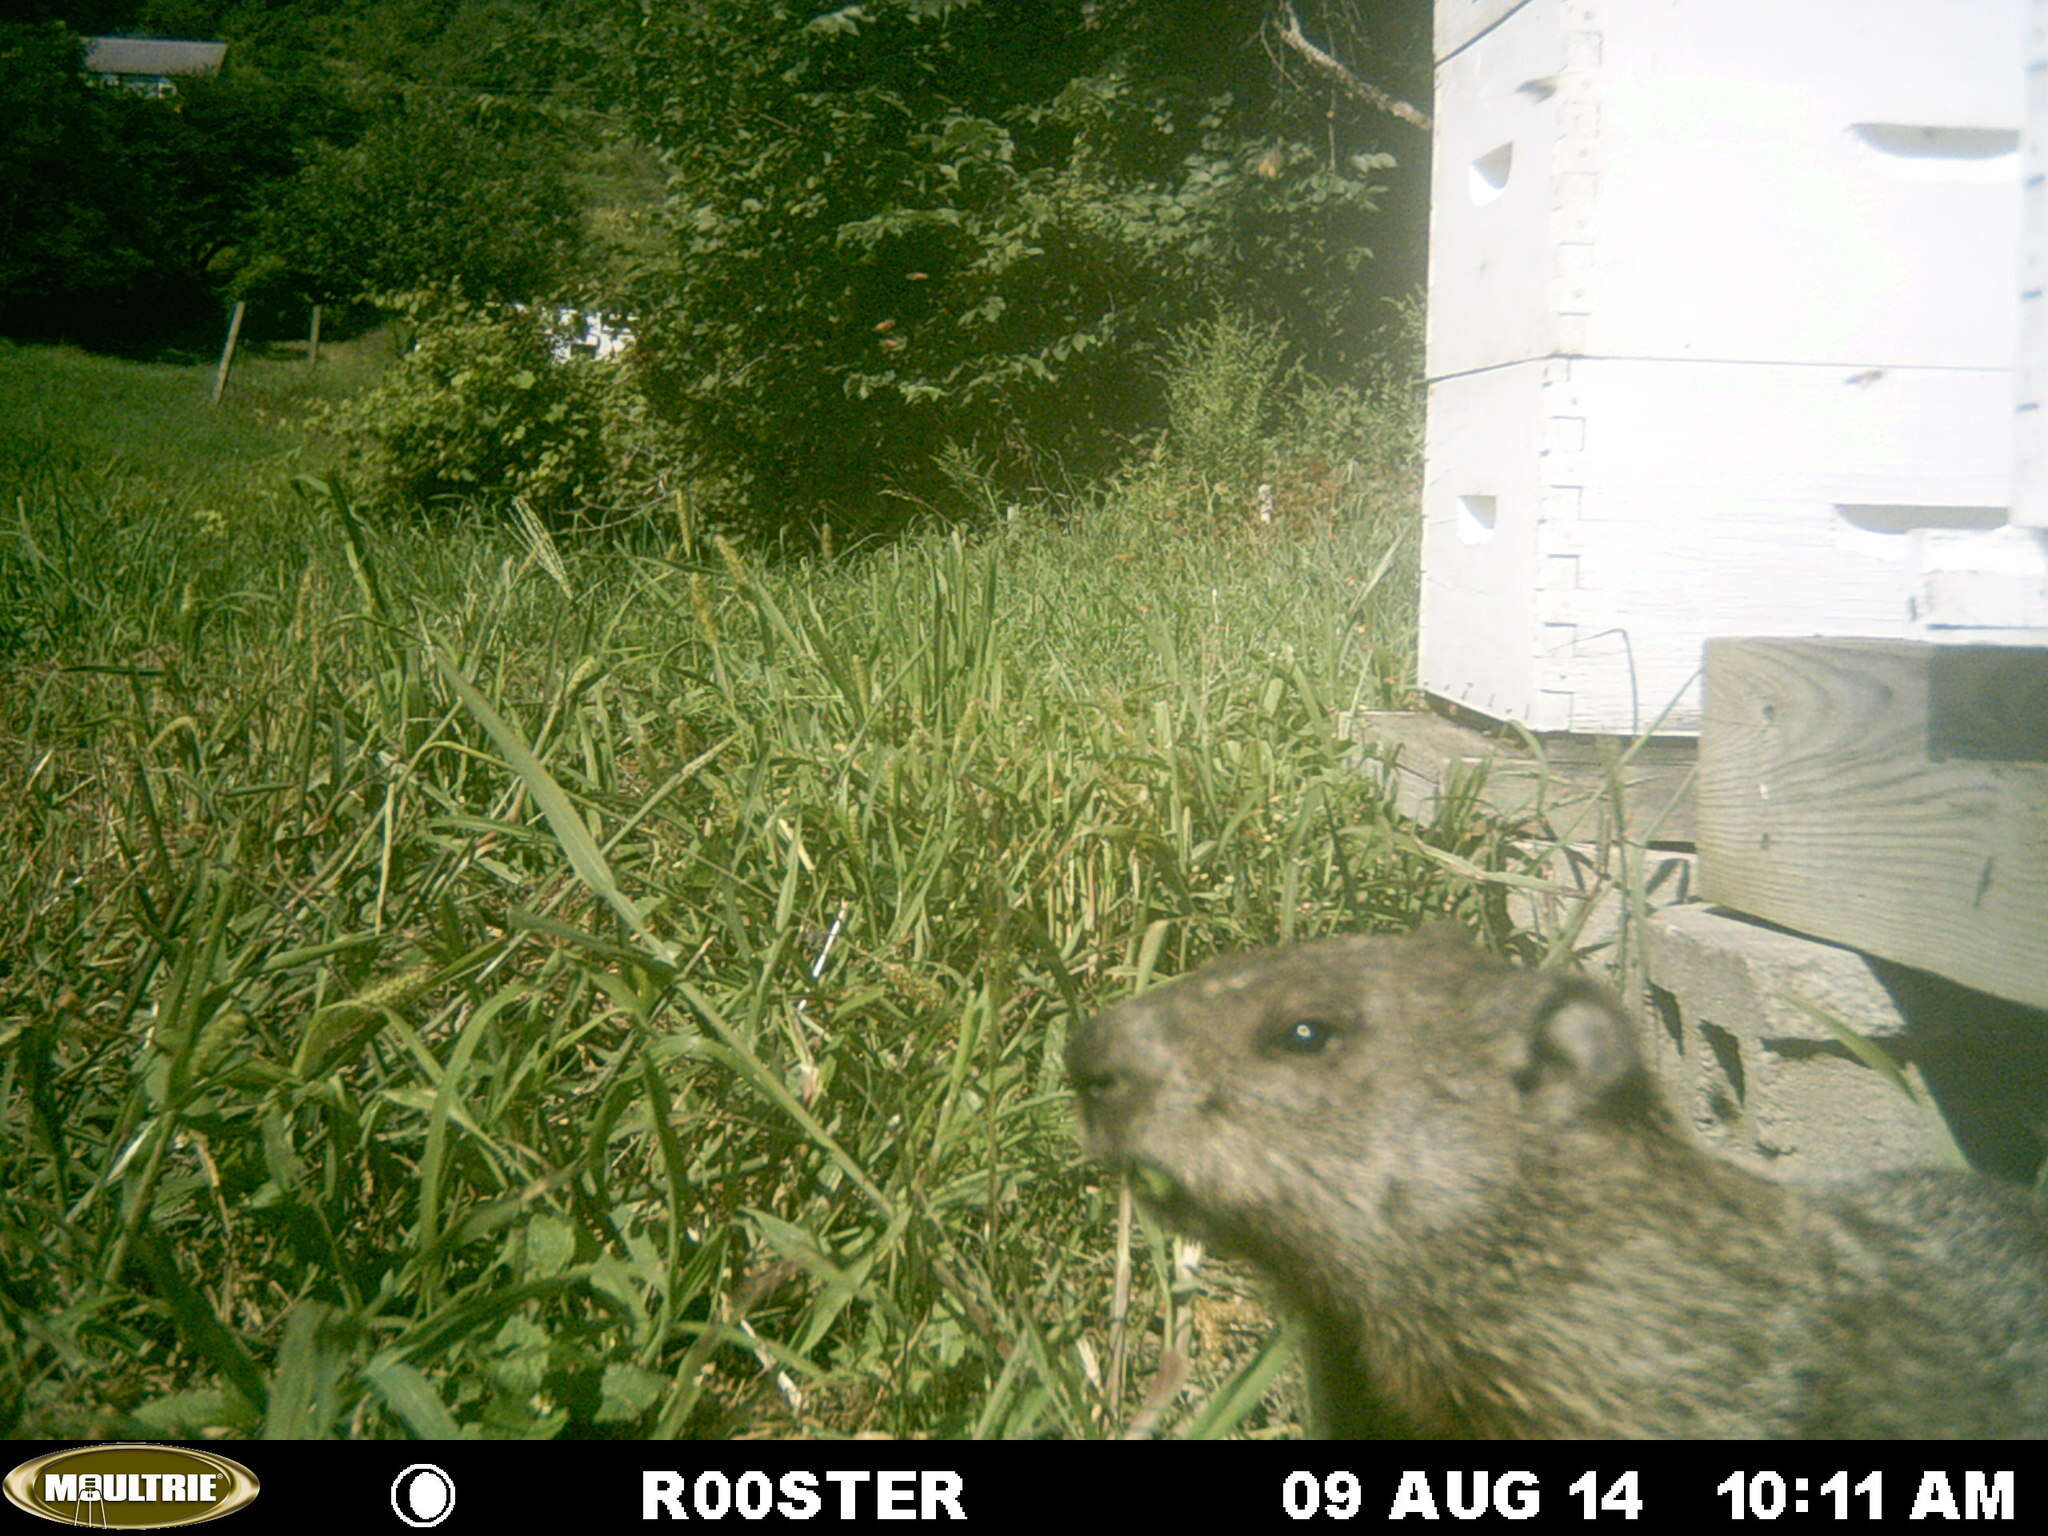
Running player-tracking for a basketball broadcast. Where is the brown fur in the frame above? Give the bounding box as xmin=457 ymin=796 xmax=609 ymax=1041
xmin=1068 ymin=925 xmax=2048 ymax=1438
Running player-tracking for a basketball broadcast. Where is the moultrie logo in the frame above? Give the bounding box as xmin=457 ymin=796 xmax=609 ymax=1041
xmin=3 ymin=1444 xmax=261 ymax=1530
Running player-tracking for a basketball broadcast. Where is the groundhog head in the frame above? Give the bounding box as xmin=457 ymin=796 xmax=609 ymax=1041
xmin=1067 ymin=924 xmax=1652 ymax=1279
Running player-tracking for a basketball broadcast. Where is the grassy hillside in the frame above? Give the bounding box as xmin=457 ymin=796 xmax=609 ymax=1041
xmin=0 ymin=339 xmax=1524 ymax=1439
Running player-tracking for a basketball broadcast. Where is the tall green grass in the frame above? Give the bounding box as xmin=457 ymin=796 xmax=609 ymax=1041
xmin=0 ymin=338 xmax=1532 ymax=1440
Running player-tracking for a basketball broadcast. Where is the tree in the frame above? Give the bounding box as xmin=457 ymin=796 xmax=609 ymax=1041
xmin=122 ymin=70 xmax=351 ymax=281
xmin=0 ymin=24 xmax=149 ymax=330
xmin=0 ymin=21 xmax=357 ymax=346
xmin=614 ymin=0 xmax=1417 ymax=526
xmin=242 ymin=97 xmax=579 ymax=309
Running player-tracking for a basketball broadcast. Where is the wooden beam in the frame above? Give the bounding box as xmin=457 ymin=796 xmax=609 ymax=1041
xmin=1698 ymin=638 xmax=2048 ymax=1009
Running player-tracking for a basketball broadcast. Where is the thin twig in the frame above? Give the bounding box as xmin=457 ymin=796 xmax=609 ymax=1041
xmin=1273 ymin=2 xmax=1432 ymax=133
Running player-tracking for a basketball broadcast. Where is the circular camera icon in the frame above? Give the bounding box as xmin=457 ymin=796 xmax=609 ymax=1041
xmin=391 ymin=1464 xmax=456 ymax=1528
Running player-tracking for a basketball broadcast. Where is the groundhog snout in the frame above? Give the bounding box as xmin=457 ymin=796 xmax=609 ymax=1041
xmin=1067 ymin=1005 xmax=1169 ymax=1152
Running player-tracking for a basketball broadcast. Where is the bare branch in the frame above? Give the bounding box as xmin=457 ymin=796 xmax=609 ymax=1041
xmin=1273 ymin=2 xmax=1432 ymax=133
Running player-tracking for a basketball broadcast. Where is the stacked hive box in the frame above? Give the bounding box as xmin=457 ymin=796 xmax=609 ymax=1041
xmin=2017 ymin=0 xmax=2047 ymax=527
xmin=1422 ymin=0 xmax=2026 ymax=734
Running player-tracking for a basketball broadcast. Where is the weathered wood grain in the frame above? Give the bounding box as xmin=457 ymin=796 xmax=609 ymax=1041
xmin=1698 ymin=639 xmax=2048 ymax=1009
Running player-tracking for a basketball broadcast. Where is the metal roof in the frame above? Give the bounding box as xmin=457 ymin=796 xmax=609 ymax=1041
xmin=83 ymin=37 xmax=228 ymax=78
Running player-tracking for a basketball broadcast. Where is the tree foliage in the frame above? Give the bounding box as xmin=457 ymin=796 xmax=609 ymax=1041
xmin=0 ymin=5 xmax=606 ymax=347
xmin=0 ymin=20 xmax=349 ymax=345
xmin=5 ymin=0 xmax=1432 ymax=521
xmin=244 ymin=98 xmax=580 ymax=307
xmin=618 ymin=0 xmax=1418 ymax=524
xmin=0 ymin=25 xmax=138 ymax=321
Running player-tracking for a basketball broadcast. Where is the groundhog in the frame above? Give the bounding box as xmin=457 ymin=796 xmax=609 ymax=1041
xmin=1068 ymin=924 xmax=2048 ymax=1438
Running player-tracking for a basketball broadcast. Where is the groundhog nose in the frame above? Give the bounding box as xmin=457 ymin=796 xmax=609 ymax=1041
xmin=1068 ymin=1007 xmax=1166 ymax=1151
xmin=1066 ymin=1017 xmax=1119 ymax=1099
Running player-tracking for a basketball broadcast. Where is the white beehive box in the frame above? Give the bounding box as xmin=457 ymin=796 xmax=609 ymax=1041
xmin=2016 ymin=0 xmax=2048 ymax=529
xmin=1420 ymin=0 xmax=2032 ymax=735
xmin=1437 ymin=0 xmax=1528 ymax=57
xmin=1424 ymin=360 xmax=2012 ymax=732
xmin=1430 ymin=0 xmax=2021 ymax=375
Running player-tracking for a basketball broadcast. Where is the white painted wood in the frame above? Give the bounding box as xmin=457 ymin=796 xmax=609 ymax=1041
xmin=2017 ymin=0 xmax=2048 ymax=528
xmin=1420 ymin=0 xmax=2038 ymax=733
xmin=1911 ymin=527 xmax=2048 ymax=637
xmin=1420 ymin=359 xmax=2013 ymax=734
xmin=1429 ymin=0 xmax=2024 ymax=377
xmin=1436 ymin=0 xmax=1530 ymax=60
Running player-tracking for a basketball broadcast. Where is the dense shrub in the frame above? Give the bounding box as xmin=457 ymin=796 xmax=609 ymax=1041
xmin=325 ymin=299 xmax=679 ymax=524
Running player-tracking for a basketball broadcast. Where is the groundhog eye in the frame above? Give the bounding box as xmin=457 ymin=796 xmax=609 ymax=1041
xmin=1264 ymin=1018 xmax=1339 ymax=1055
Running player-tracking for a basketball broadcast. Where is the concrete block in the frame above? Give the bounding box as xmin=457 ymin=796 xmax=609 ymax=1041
xmin=1641 ymin=903 xmax=1953 ymax=1181
xmin=1341 ymin=707 xmax=1696 ymax=840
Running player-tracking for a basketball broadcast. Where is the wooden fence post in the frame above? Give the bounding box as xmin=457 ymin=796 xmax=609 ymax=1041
xmin=211 ymin=299 xmax=247 ymax=405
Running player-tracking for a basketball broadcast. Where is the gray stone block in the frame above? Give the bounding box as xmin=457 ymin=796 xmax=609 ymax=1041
xmin=1641 ymin=904 xmax=1953 ymax=1182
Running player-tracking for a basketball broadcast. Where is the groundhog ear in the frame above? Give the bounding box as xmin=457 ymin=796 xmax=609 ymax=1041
xmin=1516 ymin=978 xmax=1640 ymax=1120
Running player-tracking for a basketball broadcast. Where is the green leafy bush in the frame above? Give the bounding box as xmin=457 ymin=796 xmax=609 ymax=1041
xmin=325 ymin=299 xmax=678 ymax=524
xmin=1149 ymin=311 xmax=1294 ymax=520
